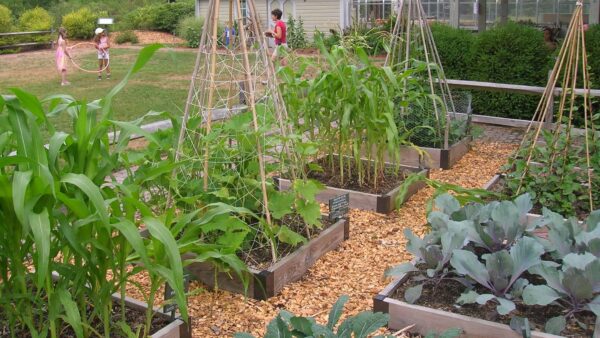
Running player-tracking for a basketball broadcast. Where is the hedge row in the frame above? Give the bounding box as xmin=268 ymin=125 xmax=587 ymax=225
xmin=432 ymin=22 xmax=554 ymax=120
xmin=432 ymin=22 xmax=600 ymax=120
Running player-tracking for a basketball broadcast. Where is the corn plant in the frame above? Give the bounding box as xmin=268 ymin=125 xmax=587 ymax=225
xmin=0 ymin=45 xmax=213 ymax=337
xmin=279 ymin=38 xmax=429 ymax=191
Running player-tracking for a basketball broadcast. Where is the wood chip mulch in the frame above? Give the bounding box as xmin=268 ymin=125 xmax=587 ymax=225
xmin=126 ymin=141 xmax=517 ymax=337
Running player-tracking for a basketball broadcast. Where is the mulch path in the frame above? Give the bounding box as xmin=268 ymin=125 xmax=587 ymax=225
xmin=124 ymin=141 xmax=517 ymax=337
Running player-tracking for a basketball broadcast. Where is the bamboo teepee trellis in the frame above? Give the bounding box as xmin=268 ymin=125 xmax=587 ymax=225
xmin=512 ymin=1 xmax=596 ymax=212
xmin=173 ymin=0 xmax=298 ymax=263
xmin=386 ymin=0 xmax=471 ymax=149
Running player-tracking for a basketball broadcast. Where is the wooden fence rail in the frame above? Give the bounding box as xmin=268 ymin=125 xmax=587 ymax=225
xmin=0 ymin=30 xmax=54 ymax=50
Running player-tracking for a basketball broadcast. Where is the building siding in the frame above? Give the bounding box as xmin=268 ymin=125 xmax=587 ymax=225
xmin=197 ymin=0 xmax=343 ymax=41
xmin=294 ymin=0 xmax=342 ymax=39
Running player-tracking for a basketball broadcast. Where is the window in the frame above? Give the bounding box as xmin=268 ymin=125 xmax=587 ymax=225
xmin=353 ymin=0 xmax=395 ymax=24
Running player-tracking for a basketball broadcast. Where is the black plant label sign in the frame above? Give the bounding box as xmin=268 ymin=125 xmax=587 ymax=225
xmin=163 ymin=271 xmax=192 ymax=318
xmin=329 ymin=193 xmax=349 ymax=222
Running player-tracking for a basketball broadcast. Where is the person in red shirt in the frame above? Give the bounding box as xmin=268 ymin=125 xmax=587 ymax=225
xmin=265 ymin=8 xmax=287 ymax=65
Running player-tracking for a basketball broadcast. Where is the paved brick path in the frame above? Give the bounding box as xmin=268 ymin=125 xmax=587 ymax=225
xmin=474 ymin=123 xmax=525 ymax=144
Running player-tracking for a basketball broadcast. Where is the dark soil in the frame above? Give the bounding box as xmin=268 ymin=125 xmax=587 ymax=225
xmin=0 ymin=302 xmax=172 ymax=337
xmin=306 ymin=156 xmax=409 ymax=195
xmin=392 ymin=271 xmax=595 ymax=337
xmin=241 ymin=214 xmax=334 ymax=270
xmin=488 ymin=176 xmax=591 ymax=219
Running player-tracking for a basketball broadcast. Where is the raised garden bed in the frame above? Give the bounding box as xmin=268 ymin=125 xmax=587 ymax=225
xmin=117 ymin=294 xmax=191 ymax=338
xmin=276 ymin=165 xmax=428 ymax=214
xmin=173 ymin=216 xmax=349 ymax=300
xmin=373 ymin=274 xmax=560 ymax=338
xmin=397 ymin=136 xmax=472 ymax=169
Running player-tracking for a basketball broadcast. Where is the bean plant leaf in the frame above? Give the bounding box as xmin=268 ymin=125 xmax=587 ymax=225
xmin=522 ymin=285 xmax=561 ymax=306
xmin=544 ymin=316 xmax=566 ymax=335
xmin=296 ymin=199 xmax=322 ymax=227
xmin=277 ymin=225 xmax=306 ymax=246
xmin=269 ymin=192 xmax=295 ymax=220
xmin=327 ymin=295 xmax=349 ymax=330
xmin=293 ymin=179 xmax=324 ymax=202
xmin=404 ymin=285 xmax=423 ymax=304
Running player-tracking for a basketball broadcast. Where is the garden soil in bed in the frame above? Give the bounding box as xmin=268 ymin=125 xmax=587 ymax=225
xmin=393 ymin=272 xmax=595 ymax=337
xmin=0 ymin=302 xmax=171 ymax=338
xmin=126 ymin=142 xmax=519 ymax=337
xmin=240 ymin=215 xmax=334 ymax=271
xmin=306 ymin=156 xmax=408 ymax=195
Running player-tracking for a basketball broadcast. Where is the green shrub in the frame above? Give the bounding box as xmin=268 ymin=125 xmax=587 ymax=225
xmin=586 ymin=24 xmax=600 ymax=86
xmin=176 ymin=16 xmax=203 ymax=48
xmin=115 ymin=30 xmax=139 ymax=44
xmin=19 ymin=7 xmax=53 ymax=31
xmin=62 ymin=7 xmax=98 ymax=39
xmin=125 ymin=1 xmax=194 ymax=32
xmin=153 ymin=2 xmax=194 ymax=32
xmin=469 ymin=23 xmax=552 ymax=119
xmin=430 ymin=23 xmax=475 ymax=80
xmin=0 ymin=4 xmax=13 ymax=33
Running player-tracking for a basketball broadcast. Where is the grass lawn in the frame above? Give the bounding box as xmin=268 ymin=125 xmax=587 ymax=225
xmin=0 ymin=47 xmax=196 ymax=131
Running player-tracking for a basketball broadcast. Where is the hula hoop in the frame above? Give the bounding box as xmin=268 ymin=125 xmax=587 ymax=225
xmin=67 ymin=42 xmax=110 ymax=73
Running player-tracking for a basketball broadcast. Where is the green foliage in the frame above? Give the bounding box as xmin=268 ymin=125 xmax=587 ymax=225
xmin=287 ymin=15 xmax=308 ymax=49
xmin=389 ymin=193 xmax=599 ymax=336
xmin=313 ymin=29 xmax=341 ymax=50
xmin=115 ymin=30 xmax=139 ymax=44
xmin=505 ymin=129 xmax=600 ymax=217
xmin=235 ymin=296 xmax=392 ymax=338
xmin=429 ymin=23 xmax=474 ymax=80
xmin=0 ymin=45 xmax=203 ymax=336
xmin=61 ymin=7 xmax=97 ymax=39
xmin=429 ymin=22 xmax=555 ymax=120
xmin=124 ymin=1 xmax=194 ymax=32
xmin=279 ymin=39 xmax=429 ymax=190
xmin=469 ymin=23 xmax=552 ymax=119
xmin=0 ymin=4 xmax=13 ymax=32
xmin=341 ymin=22 xmax=390 ymax=56
xmin=176 ymin=15 xmax=204 ymax=48
xmin=18 ymin=7 xmax=53 ymax=31
xmin=586 ymin=24 xmax=600 ymax=85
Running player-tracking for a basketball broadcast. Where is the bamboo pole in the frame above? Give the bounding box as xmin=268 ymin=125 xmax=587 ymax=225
xmin=235 ymin=0 xmax=277 ymax=263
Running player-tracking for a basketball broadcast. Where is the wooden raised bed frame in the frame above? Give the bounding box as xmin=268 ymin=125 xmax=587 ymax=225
xmin=373 ymin=274 xmax=560 ymax=338
xmin=119 ymin=295 xmax=192 ymax=338
xmin=184 ymin=216 xmax=349 ymax=300
xmin=275 ymin=167 xmax=429 ymax=214
xmin=398 ymin=136 xmax=472 ymax=169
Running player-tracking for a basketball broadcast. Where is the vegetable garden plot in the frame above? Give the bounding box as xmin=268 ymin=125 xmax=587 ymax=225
xmin=376 ymin=193 xmax=599 ymax=337
xmin=500 ymin=1 xmax=599 ymax=218
xmin=386 ymin=0 xmax=472 ymax=165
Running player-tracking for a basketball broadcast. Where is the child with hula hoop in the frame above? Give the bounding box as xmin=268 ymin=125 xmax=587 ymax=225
xmin=55 ymin=27 xmax=71 ymax=86
xmin=94 ymin=28 xmax=111 ymax=80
